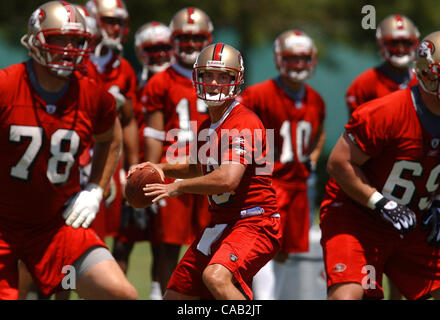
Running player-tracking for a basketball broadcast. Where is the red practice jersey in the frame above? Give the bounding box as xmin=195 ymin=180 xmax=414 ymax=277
xmin=140 ymin=65 xmax=209 ymax=162
xmin=196 ymin=102 xmax=278 ymax=225
xmin=345 ymin=66 xmax=418 ymax=115
xmin=325 ymin=86 xmax=440 ymax=219
xmin=239 ymin=79 xmax=325 ymax=187
xmin=0 ymin=62 xmax=116 ymax=225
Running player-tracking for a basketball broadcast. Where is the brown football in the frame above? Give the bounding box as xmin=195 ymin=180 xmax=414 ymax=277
xmin=125 ymin=165 xmax=163 ymax=208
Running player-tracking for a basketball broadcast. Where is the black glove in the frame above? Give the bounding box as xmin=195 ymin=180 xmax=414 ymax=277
xmin=422 ymin=200 xmax=440 ymax=247
xmin=304 ymin=157 xmax=316 ymax=173
xmin=374 ymin=197 xmax=416 ymax=235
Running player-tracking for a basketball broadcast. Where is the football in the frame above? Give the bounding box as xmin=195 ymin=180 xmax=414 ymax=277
xmin=125 ymin=165 xmax=163 ymax=208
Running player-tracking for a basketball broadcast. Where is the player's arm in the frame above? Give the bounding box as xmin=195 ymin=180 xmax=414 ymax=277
xmin=119 ymin=99 xmax=140 ymax=169
xmin=327 ymin=132 xmax=374 ymax=205
xmin=307 ymin=124 xmax=326 ymax=170
xmin=328 ymin=132 xmax=416 ymax=234
xmin=143 ymin=162 xmax=246 ymax=202
xmin=144 ymin=110 xmax=164 ymax=163
xmin=128 ymin=158 xmax=202 ymax=180
xmin=63 ymin=118 xmax=123 ymax=229
xmin=89 ymin=117 xmax=123 ymax=190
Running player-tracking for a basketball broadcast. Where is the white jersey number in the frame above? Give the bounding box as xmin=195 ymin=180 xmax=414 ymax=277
xmin=9 ymin=125 xmax=80 ymax=185
xmin=279 ymin=120 xmax=312 ymax=164
xmin=176 ymin=98 xmax=194 ymax=142
xmin=206 ymin=157 xmax=234 ymax=206
xmin=382 ymin=160 xmax=440 ymax=210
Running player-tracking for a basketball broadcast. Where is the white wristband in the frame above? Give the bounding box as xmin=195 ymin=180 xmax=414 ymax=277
xmin=366 ymin=191 xmax=384 ymax=210
xmin=144 ymin=127 xmax=165 ymax=141
xmin=85 ymin=183 xmax=104 ymax=203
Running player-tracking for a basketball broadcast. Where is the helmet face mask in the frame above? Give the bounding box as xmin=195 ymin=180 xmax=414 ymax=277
xmin=170 ymin=7 xmax=213 ymax=66
xmin=193 ymin=43 xmax=244 ymax=107
xmin=274 ymin=30 xmax=317 ymax=83
xmin=376 ymin=14 xmax=419 ymax=68
xmin=21 ymin=2 xmax=91 ymax=78
xmin=135 ymin=22 xmax=173 ymax=74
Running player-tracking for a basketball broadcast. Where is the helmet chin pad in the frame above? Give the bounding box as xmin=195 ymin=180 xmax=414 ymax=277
xmin=388 ymin=54 xmax=413 ymax=68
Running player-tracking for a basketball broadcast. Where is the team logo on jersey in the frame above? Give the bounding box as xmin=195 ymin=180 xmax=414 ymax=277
xmin=418 ymin=40 xmax=435 ymax=58
xmin=45 ymin=104 xmax=57 ymax=114
xmin=230 ymin=253 xmax=238 ymax=262
xmin=332 ymin=263 xmax=347 ymax=273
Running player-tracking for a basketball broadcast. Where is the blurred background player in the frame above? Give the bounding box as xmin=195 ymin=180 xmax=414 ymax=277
xmin=320 ymin=31 xmax=440 ymax=300
xmin=112 ymin=21 xmax=174 ymax=300
xmin=345 ymin=14 xmax=419 ymax=300
xmin=80 ymin=0 xmax=140 ymax=244
xmin=346 ymin=14 xmax=420 ymax=118
xmin=4 ymin=1 xmax=137 ymax=300
xmin=140 ymin=7 xmax=213 ymax=296
xmin=135 ymin=43 xmax=281 ymax=300
xmin=239 ymin=30 xmax=326 ymax=299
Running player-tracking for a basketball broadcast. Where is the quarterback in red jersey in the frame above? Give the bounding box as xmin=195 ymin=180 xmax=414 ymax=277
xmin=140 ymin=7 xmax=212 ymax=295
xmin=238 ymin=29 xmax=326 ymax=299
xmin=130 ymin=43 xmax=281 ymax=300
xmin=346 ymin=14 xmax=419 ymax=117
xmin=0 ymin=1 xmax=137 ymax=300
xmin=320 ymin=31 xmax=440 ymax=300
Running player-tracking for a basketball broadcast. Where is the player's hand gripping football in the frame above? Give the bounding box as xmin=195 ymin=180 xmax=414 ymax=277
xmin=62 ymin=183 xmax=104 ymax=229
xmin=422 ymin=199 xmax=440 ymax=247
xmin=374 ymin=197 xmax=416 ymax=235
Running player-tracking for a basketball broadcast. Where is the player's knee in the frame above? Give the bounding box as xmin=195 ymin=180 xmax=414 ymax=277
xmin=202 ymin=265 xmax=229 ymax=291
xmin=110 ymin=281 xmax=138 ymax=300
xmin=327 ymin=282 xmax=364 ymax=300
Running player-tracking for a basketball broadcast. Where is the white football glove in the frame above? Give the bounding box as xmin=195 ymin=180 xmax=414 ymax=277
xmin=63 ymin=183 xmax=104 ymax=229
xmin=108 ymin=85 xmax=127 ymax=111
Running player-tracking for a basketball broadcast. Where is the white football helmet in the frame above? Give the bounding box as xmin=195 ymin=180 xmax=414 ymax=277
xmin=135 ymin=22 xmax=173 ymax=75
xmin=170 ymin=7 xmax=213 ymax=66
xmin=274 ymin=29 xmax=317 ymax=82
xmin=376 ymin=14 xmax=419 ymax=68
xmin=21 ymin=1 xmax=91 ymax=77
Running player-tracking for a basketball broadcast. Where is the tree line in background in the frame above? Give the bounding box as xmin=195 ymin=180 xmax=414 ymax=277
xmin=2 ymin=0 xmax=439 ymax=65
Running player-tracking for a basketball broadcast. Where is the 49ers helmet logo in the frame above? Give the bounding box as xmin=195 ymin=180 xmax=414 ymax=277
xmin=418 ymin=40 xmax=435 ymax=58
xmin=29 ymin=9 xmax=46 ymax=29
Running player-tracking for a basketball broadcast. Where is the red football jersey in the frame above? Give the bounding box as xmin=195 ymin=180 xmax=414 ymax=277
xmin=325 ymin=86 xmax=440 ymax=219
xmin=238 ymin=79 xmax=325 ymax=187
xmin=345 ymin=66 xmax=418 ymax=114
xmin=0 ymin=62 xmax=116 ymax=225
xmin=196 ymin=102 xmax=278 ymax=224
xmin=140 ymin=65 xmax=209 ymax=162
xmin=88 ymin=56 xmax=137 ymax=101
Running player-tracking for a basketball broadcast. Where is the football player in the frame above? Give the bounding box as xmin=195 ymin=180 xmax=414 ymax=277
xmin=112 ymin=21 xmax=173 ymax=300
xmin=130 ymin=43 xmax=281 ymax=299
xmin=346 ymin=14 xmax=420 ymax=117
xmin=1 ymin=1 xmax=137 ymax=300
xmin=238 ymin=29 xmax=326 ymax=299
xmin=81 ymin=0 xmax=140 ymax=242
xmin=345 ymin=14 xmax=419 ymax=300
xmin=320 ymin=31 xmax=440 ymax=300
xmin=139 ymin=7 xmax=213 ymax=295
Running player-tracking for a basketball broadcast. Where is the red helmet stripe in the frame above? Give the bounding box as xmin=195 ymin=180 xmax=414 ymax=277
xmin=293 ymin=29 xmax=302 ymax=36
xmin=116 ymin=0 xmax=123 ymax=9
xmin=188 ymin=7 xmax=195 ymax=24
xmin=212 ymin=43 xmax=225 ymax=61
xmin=61 ymin=1 xmax=76 ymax=22
xmin=395 ymin=14 xmax=404 ymax=30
